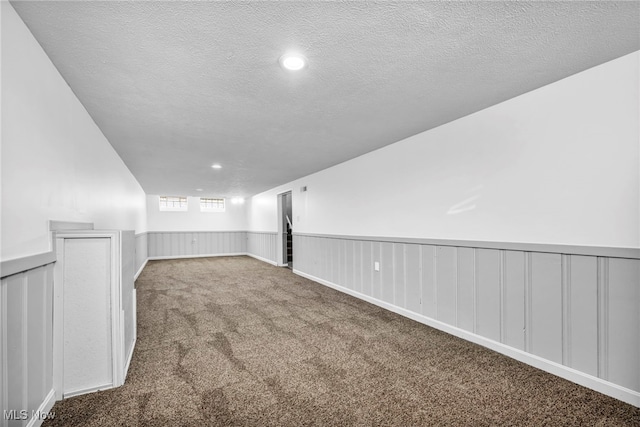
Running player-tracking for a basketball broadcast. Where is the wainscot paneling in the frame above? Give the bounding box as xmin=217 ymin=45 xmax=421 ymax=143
xmin=405 ymin=244 xmax=421 ymax=314
xmin=1 ymin=262 xmax=56 ymax=427
xmin=606 ymin=258 xmax=640 ymax=392
xmin=381 ymin=242 xmax=394 ymax=305
xmin=135 ymin=233 xmax=148 ymax=279
xmin=361 ymin=240 xmax=373 ymax=297
xmin=420 ymin=245 xmax=437 ymax=318
xmin=393 ymin=243 xmax=406 ymax=309
xmin=503 ymin=250 xmax=525 ymax=350
xmin=476 ymin=249 xmax=501 ymax=342
xmin=436 ymin=246 xmax=457 ymax=326
xmin=292 ymin=233 xmax=640 ymax=407
xmin=456 ymin=247 xmax=475 ymax=333
xmin=246 ymin=232 xmax=277 ymax=265
xmin=566 ymin=255 xmax=598 ymax=377
xmin=529 ymin=252 xmax=563 ymax=363
xmin=147 ymin=231 xmax=247 ymax=260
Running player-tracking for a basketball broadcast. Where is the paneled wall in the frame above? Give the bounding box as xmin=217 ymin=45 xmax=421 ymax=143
xmin=1 ymin=262 xmax=56 ymax=427
xmin=147 ymin=231 xmax=247 ymax=259
xmin=121 ymin=231 xmax=136 ymax=372
xmin=293 ymin=233 xmax=640 ymax=406
xmin=142 ymin=231 xmax=277 ymax=265
xmin=135 ymin=233 xmax=148 ymax=278
xmin=246 ymin=232 xmax=278 ymax=265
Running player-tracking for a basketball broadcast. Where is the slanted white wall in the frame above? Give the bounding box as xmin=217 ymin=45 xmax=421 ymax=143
xmin=146 ymin=195 xmax=247 ymax=231
xmin=1 ymin=2 xmax=147 ymax=261
xmin=248 ymin=51 xmax=640 ymax=248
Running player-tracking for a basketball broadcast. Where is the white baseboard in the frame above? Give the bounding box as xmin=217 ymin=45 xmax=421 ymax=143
xmin=26 ymin=388 xmax=56 ymax=427
xmin=134 ymin=259 xmax=148 ymax=280
xmin=63 ymin=382 xmax=113 ymax=399
xmin=245 ymin=253 xmax=278 ymax=266
xmin=293 ymin=269 xmax=640 ymax=408
xmin=147 ymin=253 xmax=246 ymax=261
xmin=124 ymin=338 xmax=136 ymax=380
xmin=135 ymin=252 xmax=279 ymax=280
xmin=124 ymin=289 xmax=136 ymax=380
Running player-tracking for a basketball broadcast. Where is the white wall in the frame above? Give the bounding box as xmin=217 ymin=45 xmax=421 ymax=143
xmin=248 ymin=51 xmax=640 ymax=248
xmin=246 ymin=193 xmax=279 ymax=232
xmin=146 ymin=195 xmax=247 ymax=231
xmin=1 ymin=2 xmax=147 ymax=261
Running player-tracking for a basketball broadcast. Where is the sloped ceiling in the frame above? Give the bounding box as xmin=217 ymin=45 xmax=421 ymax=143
xmin=10 ymin=1 xmax=640 ymax=198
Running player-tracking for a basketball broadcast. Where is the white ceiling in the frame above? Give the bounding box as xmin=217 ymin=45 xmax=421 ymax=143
xmin=11 ymin=1 xmax=640 ymax=198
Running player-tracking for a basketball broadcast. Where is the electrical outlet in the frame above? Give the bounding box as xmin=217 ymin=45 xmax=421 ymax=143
xmin=374 ymin=261 xmax=380 ymax=272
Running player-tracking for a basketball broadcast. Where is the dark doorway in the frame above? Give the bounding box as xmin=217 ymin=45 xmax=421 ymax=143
xmin=281 ymin=191 xmax=293 ymax=269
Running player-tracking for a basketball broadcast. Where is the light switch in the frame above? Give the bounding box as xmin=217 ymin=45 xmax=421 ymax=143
xmin=374 ymin=261 xmax=380 ymax=272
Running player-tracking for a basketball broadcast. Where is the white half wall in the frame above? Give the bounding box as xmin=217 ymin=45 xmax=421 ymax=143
xmin=1 ymin=2 xmax=147 ymax=261
xmin=248 ymin=51 xmax=640 ymax=249
xmin=146 ymin=195 xmax=247 ymax=232
xmin=1 ymin=262 xmax=56 ymax=427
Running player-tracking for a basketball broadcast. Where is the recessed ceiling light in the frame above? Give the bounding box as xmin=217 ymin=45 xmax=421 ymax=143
xmin=279 ymin=53 xmax=307 ymax=71
xmin=196 ymin=188 xmax=203 ymax=192
xmin=211 ymin=164 xmax=222 ymax=169
xmin=231 ymin=197 xmax=245 ymax=204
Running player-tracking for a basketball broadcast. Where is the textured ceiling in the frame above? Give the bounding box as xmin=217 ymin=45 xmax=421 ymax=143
xmin=10 ymin=1 xmax=640 ymax=198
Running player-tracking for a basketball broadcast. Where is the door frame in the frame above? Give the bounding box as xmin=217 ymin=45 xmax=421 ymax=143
xmin=53 ymin=231 xmax=125 ymax=400
xmin=276 ymin=191 xmax=292 ymax=267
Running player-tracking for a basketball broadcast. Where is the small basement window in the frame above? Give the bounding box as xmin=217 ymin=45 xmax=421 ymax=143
xmin=200 ymin=197 xmax=225 ymax=212
xmin=159 ymin=196 xmax=188 ymax=211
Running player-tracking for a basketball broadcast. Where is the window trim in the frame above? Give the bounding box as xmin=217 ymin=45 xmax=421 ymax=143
xmin=159 ymin=196 xmax=188 ymax=212
xmin=200 ymin=197 xmax=225 ymax=213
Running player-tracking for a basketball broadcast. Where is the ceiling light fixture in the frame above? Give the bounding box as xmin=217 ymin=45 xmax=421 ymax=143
xmin=231 ymin=197 xmax=245 ymax=204
xmin=279 ymin=53 xmax=307 ymax=71
xmin=211 ymin=164 xmax=222 ymax=169
xmin=196 ymin=188 xmax=203 ymax=192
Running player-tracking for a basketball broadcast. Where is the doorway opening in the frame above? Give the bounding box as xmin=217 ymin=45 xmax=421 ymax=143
xmin=278 ymin=191 xmax=293 ymax=269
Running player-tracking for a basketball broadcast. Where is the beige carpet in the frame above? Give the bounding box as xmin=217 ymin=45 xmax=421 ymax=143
xmin=44 ymin=256 xmax=640 ymax=426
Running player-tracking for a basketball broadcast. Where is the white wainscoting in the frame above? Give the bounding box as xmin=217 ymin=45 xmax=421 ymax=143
xmin=246 ymin=232 xmax=278 ymax=265
xmin=137 ymin=231 xmax=278 ymax=270
xmin=147 ymin=231 xmax=247 ymax=260
xmin=120 ymin=231 xmax=136 ymax=385
xmin=1 ymin=262 xmax=56 ymax=427
xmin=134 ymin=233 xmax=148 ymax=280
xmin=293 ymin=233 xmax=640 ymax=407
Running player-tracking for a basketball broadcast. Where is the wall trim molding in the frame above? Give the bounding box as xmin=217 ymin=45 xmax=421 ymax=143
xmin=246 ymin=253 xmax=278 ymax=266
xmin=134 ymin=259 xmax=148 ymax=281
xmin=146 ymin=230 xmax=247 ymax=234
xmin=0 ymin=251 xmax=56 ymax=279
xmin=124 ymin=332 xmax=135 ymax=380
xmin=134 ymin=252 xmax=280 ymax=268
xmin=293 ymin=232 xmax=640 ymax=260
xmin=26 ymin=388 xmax=56 ymax=427
xmin=293 ymin=268 xmax=640 ymax=408
xmin=127 ymin=289 xmax=137 ymax=379
xmin=147 ymin=253 xmax=247 ymax=261
xmin=63 ymin=382 xmax=114 ymax=400
xmin=246 ymin=231 xmax=278 ymax=235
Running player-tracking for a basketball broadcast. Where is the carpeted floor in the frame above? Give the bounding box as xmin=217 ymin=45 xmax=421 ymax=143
xmin=44 ymin=256 xmax=639 ymax=426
